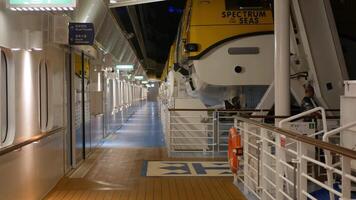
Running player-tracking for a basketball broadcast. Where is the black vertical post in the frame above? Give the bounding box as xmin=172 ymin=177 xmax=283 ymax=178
xmin=81 ymin=51 xmax=86 ymax=159
xmin=69 ymin=47 xmax=73 ymax=165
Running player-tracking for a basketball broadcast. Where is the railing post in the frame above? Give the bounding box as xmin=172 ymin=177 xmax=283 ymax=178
xmin=297 ymin=141 xmax=307 ymax=200
xmin=291 ymin=159 xmax=298 ymax=200
xmin=341 ymin=156 xmax=351 ymax=200
xmin=212 ymin=111 xmax=216 ymax=154
xmin=216 ymin=111 xmax=220 ymax=153
xmin=324 ymin=149 xmax=335 ymax=200
xmin=243 ymin=122 xmax=250 ymax=194
xmin=275 ymin=134 xmax=284 ymax=200
xmin=260 ymin=128 xmax=268 ymax=199
xmin=168 ymin=110 xmax=172 ymax=156
xmin=256 ymin=136 xmax=263 ymax=196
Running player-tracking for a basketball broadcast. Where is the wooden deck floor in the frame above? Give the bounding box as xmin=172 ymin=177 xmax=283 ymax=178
xmin=45 ymin=147 xmax=246 ymax=200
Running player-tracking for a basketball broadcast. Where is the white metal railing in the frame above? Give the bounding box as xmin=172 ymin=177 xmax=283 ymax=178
xmin=235 ymin=116 xmax=356 ymax=200
xmin=168 ymin=110 xmax=215 ymax=154
xmin=163 ymin=107 xmax=266 ymax=156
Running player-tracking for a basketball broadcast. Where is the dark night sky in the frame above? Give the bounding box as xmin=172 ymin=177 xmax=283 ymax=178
xmin=114 ymin=1 xmax=186 ymax=76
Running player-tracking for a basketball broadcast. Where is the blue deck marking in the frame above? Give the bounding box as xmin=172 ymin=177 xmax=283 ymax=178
xmin=143 ymin=161 xmax=232 ymax=177
xmin=161 ymin=163 xmax=191 ymax=175
xmin=192 ymin=163 xmax=230 ymax=175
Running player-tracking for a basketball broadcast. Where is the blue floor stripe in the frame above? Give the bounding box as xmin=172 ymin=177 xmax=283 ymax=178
xmin=309 ymin=183 xmax=356 ymax=200
xmin=102 ymin=102 xmax=166 ymax=148
xmin=141 ymin=160 xmax=148 ymax=176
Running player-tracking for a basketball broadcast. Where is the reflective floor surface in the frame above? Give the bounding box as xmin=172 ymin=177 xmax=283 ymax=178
xmin=45 ymin=101 xmax=246 ymax=200
xmin=103 ymin=102 xmax=165 ymax=148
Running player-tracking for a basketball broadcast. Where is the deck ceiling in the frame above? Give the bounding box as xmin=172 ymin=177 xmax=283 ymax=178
xmin=111 ymin=0 xmax=185 ymax=78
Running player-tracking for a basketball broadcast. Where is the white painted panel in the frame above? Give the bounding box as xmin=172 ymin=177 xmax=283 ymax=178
xmin=340 ymin=96 xmax=356 ymax=169
xmin=193 ymin=34 xmax=274 ymax=86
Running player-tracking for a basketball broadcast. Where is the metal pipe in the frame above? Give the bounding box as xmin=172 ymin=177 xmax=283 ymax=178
xmin=274 ymin=0 xmax=291 ymax=123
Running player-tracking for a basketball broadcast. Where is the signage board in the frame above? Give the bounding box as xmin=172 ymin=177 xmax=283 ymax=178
xmin=8 ymin=0 xmax=76 ymax=10
xmin=68 ymin=23 xmax=95 ymax=46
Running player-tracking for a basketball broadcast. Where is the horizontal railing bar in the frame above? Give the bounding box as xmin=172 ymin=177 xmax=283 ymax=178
xmin=264 ymin=189 xmax=276 ymax=200
xmin=246 ymin=152 xmax=259 ymax=161
xmin=302 ymin=173 xmax=342 ymax=197
xmin=245 ymin=173 xmax=259 ymax=186
xmin=170 ymin=116 xmax=214 ymax=119
xmin=301 ymin=155 xmax=343 ymax=175
xmin=286 ymin=148 xmax=298 ymax=156
xmin=170 ymin=123 xmax=212 ymax=125
xmin=279 ymin=189 xmax=294 ymax=200
xmin=169 ymin=108 xmax=340 ymax=112
xmin=235 ymin=116 xmax=356 ymax=159
xmin=279 ymin=173 xmax=294 ymax=187
xmin=263 ymin=150 xmax=276 ymax=159
xmin=238 ymin=127 xmax=262 ymax=138
xmin=170 ymin=130 xmax=213 ymax=132
xmin=280 ymin=160 xmax=295 ymax=171
xmin=262 ymin=137 xmax=277 ymax=145
xmin=246 ymin=141 xmax=259 ymax=149
xmin=247 ymin=164 xmax=258 ymax=173
xmin=171 ymin=137 xmax=213 ymax=139
xmin=302 ymin=190 xmax=317 ymax=200
xmin=345 ymin=173 xmax=356 ymax=183
xmin=263 ymin=163 xmax=276 ymax=174
xmin=245 ymin=115 xmax=340 ymax=119
xmin=264 ymin=176 xmax=277 ymax=188
xmin=172 ymin=143 xmax=214 ymax=146
xmin=0 ymin=127 xmax=64 ymax=157
xmin=171 ymin=150 xmax=214 ymax=153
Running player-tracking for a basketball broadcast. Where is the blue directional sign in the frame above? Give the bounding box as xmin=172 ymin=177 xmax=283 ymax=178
xmin=68 ymin=23 xmax=95 ymax=45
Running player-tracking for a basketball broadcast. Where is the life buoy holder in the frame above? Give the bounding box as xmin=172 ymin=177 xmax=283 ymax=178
xmin=228 ymin=127 xmax=243 ymax=174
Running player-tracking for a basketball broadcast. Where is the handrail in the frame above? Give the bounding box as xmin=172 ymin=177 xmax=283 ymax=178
xmin=240 ymin=115 xmax=339 ymax=120
xmin=169 ymin=108 xmax=271 ymax=112
xmin=168 ymin=109 xmax=340 ymax=120
xmin=168 ymin=108 xmax=340 ymax=112
xmin=279 ymin=107 xmax=328 ymax=145
xmin=278 ymin=107 xmax=327 ymax=130
xmin=0 ymin=127 xmax=64 ymax=157
xmin=323 ymin=121 xmax=356 ymax=142
xmin=235 ymin=116 xmax=356 ymax=160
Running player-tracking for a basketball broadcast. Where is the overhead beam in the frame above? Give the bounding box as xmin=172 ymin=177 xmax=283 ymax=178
xmin=109 ymin=0 xmax=166 ymax=8
xmin=126 ymin=6 xmax=150 ymax=70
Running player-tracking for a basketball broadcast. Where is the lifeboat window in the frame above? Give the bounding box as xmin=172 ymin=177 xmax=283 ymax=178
xmin=225 ymin=0 xmax=273 ymax=10
xmin=0 ymin=50 xmax=9 ymax=145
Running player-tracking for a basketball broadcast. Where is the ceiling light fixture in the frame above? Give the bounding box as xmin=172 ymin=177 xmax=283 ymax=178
xmin=116 ymin=64 xmax=134 ymax=71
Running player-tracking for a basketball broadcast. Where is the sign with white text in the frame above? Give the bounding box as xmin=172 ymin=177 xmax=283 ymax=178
xmin=68 ymin=23 xmax=95 ymax=46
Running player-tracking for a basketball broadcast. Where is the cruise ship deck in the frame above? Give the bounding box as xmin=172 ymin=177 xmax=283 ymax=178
xmin=1 ymin=0 xmax=356 ymax=199
xmin=45 ymin=102 xmax=245 ymax=200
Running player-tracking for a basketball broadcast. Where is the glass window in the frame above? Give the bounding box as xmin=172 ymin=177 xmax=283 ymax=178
xmin=0 ymin=50 xmax=9 ymax=144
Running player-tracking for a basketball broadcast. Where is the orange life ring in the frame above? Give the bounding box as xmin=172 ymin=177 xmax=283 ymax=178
xmin=228 ymin=127 xmax=243 ymax=174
